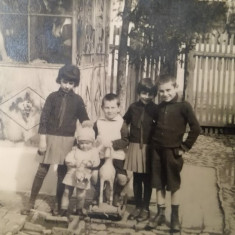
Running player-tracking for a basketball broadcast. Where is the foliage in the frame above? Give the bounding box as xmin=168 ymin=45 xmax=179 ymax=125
xmin=128 ymin=0 xmax=227 ymax=74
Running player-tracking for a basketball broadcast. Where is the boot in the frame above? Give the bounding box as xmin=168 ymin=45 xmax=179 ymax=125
xmin=76 ymin=208 xmax=87 ymax=217
xmin=20 ymin=200 xmax=35 ymax=215
xmin=113 ymin=193 xmax=121 ymax=207
xmin=52 ymin=174 xmax=65 ymax=216
xmin=60 ymin=209 xmax=69 ymax=217
xmin=127 ymin=207 xmax=141 ymax=220
xmin=145 ymin=205 xmax=166 ymax=230
xmin=21 ymin=172 xmax=46 ymax=215
xmin=171 ymin=205 xmax=180 ymax=232
xmin=113 ymin=183 xmax=125 ymax=207
xmin=52 ymin=201 xmax=60 ymax=216
xmin=136 ymin=208 xmax=150 ymax=222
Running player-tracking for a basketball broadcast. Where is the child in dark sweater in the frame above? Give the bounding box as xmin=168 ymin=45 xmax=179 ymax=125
xmin=124 ymin=78 xmax=157 ymax=222
xmin=146 ymin=75 xmax=200 ymax=232
xmin=21 ymin=64 xmax=89 ymax=215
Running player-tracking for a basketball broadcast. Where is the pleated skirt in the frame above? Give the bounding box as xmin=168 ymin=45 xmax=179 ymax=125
xmin=124 ymin=143 xmax=151 ymax=173
xmin=38 ymin=135 xmax=75 ymax=165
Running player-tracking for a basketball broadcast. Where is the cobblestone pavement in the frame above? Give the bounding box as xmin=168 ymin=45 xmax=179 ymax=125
xmin=0 ymin=134 xmax=234 ymax=235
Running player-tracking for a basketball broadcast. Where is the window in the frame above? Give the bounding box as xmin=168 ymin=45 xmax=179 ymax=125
xmin=0 ymin=0 xmax=108 ymax=65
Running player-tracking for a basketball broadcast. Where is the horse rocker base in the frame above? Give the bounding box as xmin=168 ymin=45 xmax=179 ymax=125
xmin=87 ymin=194 xmax=127 ymax=221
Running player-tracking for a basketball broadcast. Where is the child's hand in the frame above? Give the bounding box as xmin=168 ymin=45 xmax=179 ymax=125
xmin=95 ymin=135 xmax=103 ymax=147
xmin=183 ymin=153 xmax=190 ymax=161
xmin=66 ymin=161 xmax=76 ymax=167
xmin=38 ymin=134 xmax=47 ymax=152
xmin=86 ymin=160 xmax=94 ymax=168
xmin=102 ymin=140 xmax=113 ymax=148
xmin=178 ymin=149 xmax=184 ymax=156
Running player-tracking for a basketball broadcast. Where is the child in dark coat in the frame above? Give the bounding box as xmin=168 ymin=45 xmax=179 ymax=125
xmin=21 ymin=64 xmax=89 ymax=215
xmin=146 ymin=75 xmax=201 ymax=232
xmin=124 ymin=78 xmax=157 ymax=222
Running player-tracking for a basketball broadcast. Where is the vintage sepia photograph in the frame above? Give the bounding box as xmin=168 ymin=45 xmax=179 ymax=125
xmin=0 ymin=0 xmax=234 ymax=234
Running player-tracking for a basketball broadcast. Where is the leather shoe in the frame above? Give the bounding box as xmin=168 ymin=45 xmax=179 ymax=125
xmin=171 ymin=212 xmax=180 ymax=232
xmin=76 ymin=208 xmax=87 ymax=217
xmin=52 ymin=202 xmax=60 ymax=216
xmin=20 ymin=202 xmax=34 ymax=215
xmin=127 ymin=208 xmax=141 ymax=220
xmin=136 ymin=209 xmax=150 ymax=222
xmin=145 ymin=213 xmax=166 ymax=230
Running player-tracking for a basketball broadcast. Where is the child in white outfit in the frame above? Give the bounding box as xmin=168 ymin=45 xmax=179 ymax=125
xmin=60 ymin=122 xmax=100 ymax=216
xmin=93 ymin=93 xmax=129 ymax=206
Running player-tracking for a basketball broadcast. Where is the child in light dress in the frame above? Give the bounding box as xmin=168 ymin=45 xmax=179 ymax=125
xmin=60 ymin=122 xmax=100 ymax=216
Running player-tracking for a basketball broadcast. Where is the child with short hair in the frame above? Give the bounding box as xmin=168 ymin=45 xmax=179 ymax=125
xmin=94 ymin=93 xmax=129 ymax=206
xmin=21 ymin=64 xmax=89 ymax=215
xmin=60 ymin=123 xmax=100 ymax=216
xmin=123 ymin=78 xmax=158 ymax=222
xmin=146 ymin=75 xmax=201 ymax=232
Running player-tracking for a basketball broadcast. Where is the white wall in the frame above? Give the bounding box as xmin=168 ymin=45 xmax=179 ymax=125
xmin=0 ymin=141 xmax=56 ymax=194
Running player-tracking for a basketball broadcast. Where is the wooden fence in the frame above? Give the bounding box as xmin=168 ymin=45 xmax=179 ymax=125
xmin=109 ymin=26 xmax=235 ymax=127
xmin=108 ymin=26 xmax=185 ymax=111
xmin=186 ymin=32 xmax=235 ymax=127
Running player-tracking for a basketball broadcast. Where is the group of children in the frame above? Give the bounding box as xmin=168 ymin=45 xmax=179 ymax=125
xmin=21 ymin=64 xmax=201 ymax=232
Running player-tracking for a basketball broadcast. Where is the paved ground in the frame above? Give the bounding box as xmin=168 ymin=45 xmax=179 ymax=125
xmin=0 ymin=134 xmax=234 ymax=235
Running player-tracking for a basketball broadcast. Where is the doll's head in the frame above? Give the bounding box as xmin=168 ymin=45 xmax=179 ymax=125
xmin=76 ymin=121 xmax=95 ymax=151
xmin=137 ymin=78 xmax=157 ymax=105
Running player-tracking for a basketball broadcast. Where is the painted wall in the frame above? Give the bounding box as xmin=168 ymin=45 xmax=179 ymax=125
xmin=0 ymin=141 xmax=56 ymax=194
xmin=0 ymin=64 xmax=107 ymax=193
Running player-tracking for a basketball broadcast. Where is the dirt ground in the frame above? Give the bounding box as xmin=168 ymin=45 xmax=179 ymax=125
xmin=0 ymin=133 xmax=235 ymax=235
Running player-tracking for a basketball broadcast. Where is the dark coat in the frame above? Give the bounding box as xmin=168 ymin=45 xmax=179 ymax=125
xmin=38 ymin=88 xmax=89 ymax=136
xmin=152 ymin=96 xmax=201 ymax=150
xmin=123 ymin=100 xmax=158 ymax=144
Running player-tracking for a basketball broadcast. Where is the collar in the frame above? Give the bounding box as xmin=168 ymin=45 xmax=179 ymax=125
xmin=161 ymin=94 xmax=178 ymax=105
xmin=58 ymin=88 xmax=74 ymax=96
xmin=137 ymin=100 xmax=155 ymax=107
xmin=98 ymin=114 xmax=123 ymax=122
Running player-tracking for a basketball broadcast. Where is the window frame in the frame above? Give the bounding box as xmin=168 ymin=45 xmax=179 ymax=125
xmin=0 ymin=0 xmax=109 ymax=68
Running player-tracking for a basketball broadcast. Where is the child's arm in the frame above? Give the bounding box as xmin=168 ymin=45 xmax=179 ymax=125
xmin=38 ymin=94 xmax=53 ymax=152
xmin=91 ymin=149 xmax=100 ymax=168
xmin=112 ymin=121 xmax=129 ymax=150
xmin=76 ymin=98 xmax=89 ymax=123
xmin=181 ymin=102 xmax=201 ymax=151
xmin=38 ymin=94 xmax=53 ymax=135
xmin=64 ymin=150 xmax=77 ymax=167
xmin=123 ymin=106 xmax=132 ymax=125
xmin=38 ymin=134 xmax=47 ymax=153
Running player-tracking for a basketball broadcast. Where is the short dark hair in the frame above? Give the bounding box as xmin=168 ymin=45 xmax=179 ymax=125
xmin=137 ymin=78 xmax=157 ymax=96
xmin=157 ymin=74 xmax=177 ymax=87
xmin=102 ymin=93 xmax=120 ymax=107
xmin=56 ymin=64 xmax=80 ymax=87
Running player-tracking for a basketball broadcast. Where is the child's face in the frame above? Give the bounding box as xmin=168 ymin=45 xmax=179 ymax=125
xmin=102 ymin=99 xmax=120 ymax=120
xmin=139 ymin=91 xmax=154 ymax=105
xmin=77 ymin=140 xmax=93 ymax=151
xmin=60 ymin=79 xmax=75 ymax=93
xmin=158 ymin=81 xmax=177 ymax=102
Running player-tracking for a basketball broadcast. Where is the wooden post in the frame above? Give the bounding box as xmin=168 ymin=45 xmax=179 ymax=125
xmin=116 ymin=0 xmax=132 ymax=114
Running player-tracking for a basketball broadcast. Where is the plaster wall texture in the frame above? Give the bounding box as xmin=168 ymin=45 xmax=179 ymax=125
xmin=0 ymin=141 xmax=57 ymax=194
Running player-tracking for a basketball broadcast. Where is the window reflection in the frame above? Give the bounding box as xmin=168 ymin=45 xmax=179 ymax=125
xmin=30 ymin=16 xmax=72 ymax=64
xmin=0 ymin=0 xmax=28 ymax=13
xmin=0 ymin=15 xmax=28 ymax=62
xmin=29 ymin=0 xmax=72 ymax=14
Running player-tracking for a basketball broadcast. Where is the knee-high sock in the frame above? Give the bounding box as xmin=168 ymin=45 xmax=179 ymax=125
xmin=29 ymin=163 xmax=50 ymax=205
xmin=56 ymin=164 xmax=67 ymax=207
xmin=133 ymin=173 xmax=143 ymax=208
xmin=143 ymin=173 xmax=152 ymax=210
